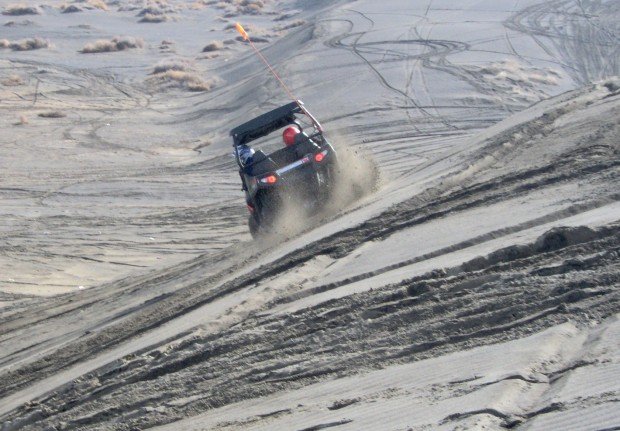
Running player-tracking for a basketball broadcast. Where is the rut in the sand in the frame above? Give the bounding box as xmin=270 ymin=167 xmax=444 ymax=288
xmin=3 ymin=222 xmax=618 ymax=430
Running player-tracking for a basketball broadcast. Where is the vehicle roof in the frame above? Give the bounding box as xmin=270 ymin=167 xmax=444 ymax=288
xmin=230 ymin=101 xmax=303 ymax=146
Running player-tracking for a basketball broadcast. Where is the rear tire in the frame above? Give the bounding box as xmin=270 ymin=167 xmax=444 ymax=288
xmin=248 ymin=215 xmax=260 ymax=239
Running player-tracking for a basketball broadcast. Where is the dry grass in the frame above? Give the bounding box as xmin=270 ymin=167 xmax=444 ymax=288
xmin=137 ymin=4 xmax=174 ymax=16
xmin=61 ymin=4 xmax=83 ymax=13
xmin=85 ymin=0 xmax=108 ymax=11
xmin=117 ymin=4 xmax=142 ymax=12
xmin=202 ymin=40 xmax=224 ymax=52
xmin=214 ymin=0 xmax=266 ymax=15
xmin=151 ymin=58 xmax=191 ymax=74
xmin=239 ymin=3 xmax=261 ymax=14
xmin=149 ymin=59 xmax=217 ymax=92
xmin=4 ymin=19 xmax=35 ymax=26
xmin=1 ymin=74 xmax=24 ymax=86
xmin=189 ymin=1 xmax=207 ymax=9
xmin=139 ymin=13 xmax=169 ymax=23
xmin=9 ymin=38 xmax=50 ymax=51
xmin=235 ymin=0 xmax=265 ymax=15
xmin=136 ymin=3 xmax=175 ymax=22
xmin=151 ymin=70 xmax=215 ymax=91
xmin=159 ymin=39 xmax=174 ymax=50
xmin=2 ymin=4 xmax=41 ymax=16
xmin=38 ymin=111 xmax=67 ymax=118
xmin=80 ymin=36 xmax=144 ymax=53
xmin=199 ymin=52 xmax=219 ymax=60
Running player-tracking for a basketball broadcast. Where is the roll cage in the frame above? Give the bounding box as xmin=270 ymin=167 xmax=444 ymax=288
xmin=230 ymin=100 xmax=324 ymax=170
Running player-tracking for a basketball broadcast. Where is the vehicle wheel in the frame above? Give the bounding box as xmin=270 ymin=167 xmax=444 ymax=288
xmin=248 ymin=215 xmax=260 ymax=239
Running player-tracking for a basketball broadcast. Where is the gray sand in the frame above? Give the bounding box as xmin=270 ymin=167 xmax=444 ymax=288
xmin=0 ymin=0 xmax=618 ymax=430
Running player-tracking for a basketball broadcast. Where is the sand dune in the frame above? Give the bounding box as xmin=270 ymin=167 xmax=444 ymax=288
xmin=0 ymin=0 xmax=618 ymax=430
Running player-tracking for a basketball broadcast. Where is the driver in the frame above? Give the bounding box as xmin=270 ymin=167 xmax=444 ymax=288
xmin=283 ymin=124 xmax=320 ymax=156
xmin=282 ymin=125 xmax=300 ymax=147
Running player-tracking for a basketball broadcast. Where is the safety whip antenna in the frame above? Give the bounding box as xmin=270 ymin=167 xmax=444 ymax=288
xmin=235 ymin=22 xmax=314 ymax=121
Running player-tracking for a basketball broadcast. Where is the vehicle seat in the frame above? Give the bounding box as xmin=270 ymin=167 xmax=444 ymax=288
xmin=244 ymin=150 xmax=277 ymax=176
xmin=294 ymin=132 xmax=320 ymax=156
xmin=251 ymin=149 xmax=268 ymax=164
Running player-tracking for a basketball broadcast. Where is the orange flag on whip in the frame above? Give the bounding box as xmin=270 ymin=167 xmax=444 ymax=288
xmin=235 ymin=22 xmax=249 ymax=41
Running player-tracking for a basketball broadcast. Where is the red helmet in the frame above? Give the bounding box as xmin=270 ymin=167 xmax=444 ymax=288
xmin=283 ymin=125 xmax=300 ymax=147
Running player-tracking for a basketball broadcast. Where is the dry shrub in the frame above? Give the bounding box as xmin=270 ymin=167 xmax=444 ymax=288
xmin=4 ymin=19 xmax=35 ymax=26
xmin=139 ymin=13 xmax=169 ymax=22
xmin=0 ymin=39 xmax=9 ymax=48
xmin=137 ymin=4 xmax=174 ymax=16
xmin=159 ymin=40 xmax=174 ymax=50
xmin=2 ymin=4 xmax=41 ymax=15
xmin=61 ymin=4 xmax=83 ymax=13
xmin=189 ymin=1 xmax=207 ymax=9
xmin=274 ymin=19 xmax=304 ymax=31
xmin=117 ymin=4 xmax=141 ymax=11
xmin=239 ymin=3 xmax=261 ymax=14
xmin=239 ymin=0 xmax=264 ymax=6
xmin=202 ymin=40 xmax=223 ymax=52
xmin=151 ymin=58 xmax=191 ymax=74
xmin=152 ymin=70 xmax=215 ymax=91
xmin=80 ymin=36 xmax=143 ymax=53
xmin=1 ymin=74 xmax=24 ymax=86
xmin=149 ymin=60 xmax=216 ymax=92
xmin=85 ymin=0 xmax=108 ymax=11
xmin=9 ymin=38 xmax=50 ymax=51
xmin=38 ymin=110 xmax=67 ymax=118
xmin=199 ymin=52 xmax=219 ymax=60
xmin=137 ymin=6 xmax=162 ymax=15
xmin=217 ymin=0 xmax=265 ymax=11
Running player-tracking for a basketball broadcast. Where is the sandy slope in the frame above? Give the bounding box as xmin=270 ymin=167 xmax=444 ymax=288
xmin=0 ymin=0 xmax=619 ymax=430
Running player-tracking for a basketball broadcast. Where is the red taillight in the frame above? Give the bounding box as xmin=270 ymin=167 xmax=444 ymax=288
xmin=314 ymin=151 xmax=327 ymax=162
xmin=247 ymin=204 xmax=255 ymax=213
xmin=259 ymin=174 xmax=278 ymax=185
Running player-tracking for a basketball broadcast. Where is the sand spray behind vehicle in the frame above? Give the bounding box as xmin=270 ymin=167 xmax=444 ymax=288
xmin=273 ymin=138 xmax=380 ymax=238
xmin=326 ymin=134 xmax=381 ymax=212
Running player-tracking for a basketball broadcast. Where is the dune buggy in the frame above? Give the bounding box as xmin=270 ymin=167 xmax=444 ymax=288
xmin=231 ymin=100 xmax=338 ymax=238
